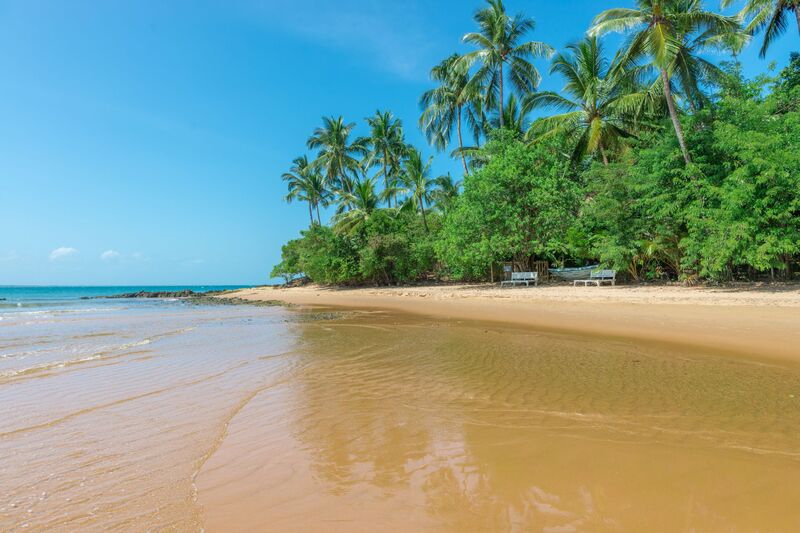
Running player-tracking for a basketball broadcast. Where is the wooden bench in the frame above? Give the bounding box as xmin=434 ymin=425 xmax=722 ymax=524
xmin=573 ymin=269 xmax=616 ymax=287
xmin=501 ymin=272 xmax=538 ymax=288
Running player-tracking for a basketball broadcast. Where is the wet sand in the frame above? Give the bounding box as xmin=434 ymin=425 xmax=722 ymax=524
xmin=4 ymin=293 xmax=800 ymax=531
xmin=197 ymin=310 xmax=800 ymax=531
xmin=224 ymin=284 xmax=800 ymax=363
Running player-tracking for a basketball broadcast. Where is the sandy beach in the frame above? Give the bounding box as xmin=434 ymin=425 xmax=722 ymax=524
xmin=222 ymin=283 xmax=800 ymax=364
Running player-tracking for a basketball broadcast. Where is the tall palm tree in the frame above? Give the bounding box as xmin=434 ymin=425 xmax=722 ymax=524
xmin=333 ymin=176 xmax=381 ymax=233
xmin=398 ymin=148 xmax=436 ymax=233
xmin=282 ymin=155 xmax=331 ymax=225
xmin=419 ymin=54 xmax=484 ymax=175
xmin=590 ymin=0 xmax=738 ymax=165
xmin=363 ymin=110 xmax=406 ymax=208
xmin=307 ymin=116 xmax=366 ymax=194
xmin=525 ymin=37 xmax=649 ymax=166
xmin=460 ymin=0 xmax=554 ymax=128
xmin=722 ymin=0 xmax=800 ymax=57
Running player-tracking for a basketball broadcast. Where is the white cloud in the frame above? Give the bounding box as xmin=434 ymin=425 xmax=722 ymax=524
xmin=0 ymin=251 xmax=18 ymax=262
xmin=49 ymin=247 xmax=78 ymax=261
xmin=182 ymin=258 xmax=205 ymax=266
xmin=100 ymin=250 xmax=121 ymax=261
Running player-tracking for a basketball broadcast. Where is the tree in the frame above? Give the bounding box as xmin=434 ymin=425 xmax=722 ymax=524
xmin=487 ymin=93 xmax=532 ymax=136
xmin=430 ymin=173 xmax=462 ymax=213
xmin=363 ymin=110 xmax=406 ymax=207
xmin=460 ymin=0 xmax=554 ymax=128
xmin=722 ymin=0 xmax=800 ymax=57
xmin=525 ymin=37 xmax=647 ymax=165
xmin=590 ymin=0 xmax=738 ymax=164
xmin=282 ymin=155 xmax=331 ymax=225
xmin=307 ymin=116 xmax=366 ymax=194
xmin=333 ymin=176 xmax=382 ymax=233
xmin=397 ymin=148 xmax=437 ymax=233
xmin=419 ymin=54 xmax=484 ymax=175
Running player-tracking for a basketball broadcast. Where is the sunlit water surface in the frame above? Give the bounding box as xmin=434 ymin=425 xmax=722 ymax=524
xmin=2 ymin=296 xmax=800 ymax=531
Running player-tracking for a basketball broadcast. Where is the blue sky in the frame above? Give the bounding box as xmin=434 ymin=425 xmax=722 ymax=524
xmin=1 ymin=0 xmax=796 ymax=285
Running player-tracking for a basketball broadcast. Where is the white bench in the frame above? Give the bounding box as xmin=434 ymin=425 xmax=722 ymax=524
xmin=501 ymin=272 xmax=538 ymax=288
xmin=574 ymin=269 xmax=616 ymax=287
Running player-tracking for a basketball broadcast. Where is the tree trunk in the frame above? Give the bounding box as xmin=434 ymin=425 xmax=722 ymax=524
xmin=796 ymin=6 xmax=800 ymax=35
xmin=498 ymin=61 xmax=505 ymax=128
xmin=598 ymin=141 xmax=609 ymax=166
xmin=661 ymin=68 xmax=692 ymax=165
xmin=457 ymin=106 xmax=469 ymax=176
xmin=308 ymin=202 xmax=314 ymax=225
xmin=384 ymin=153 xmax=391 ymax=208
xmin=316 ymin=204 xmax=322 ymax=225
xmin=419 ymin=200 xmax=429 ymax=233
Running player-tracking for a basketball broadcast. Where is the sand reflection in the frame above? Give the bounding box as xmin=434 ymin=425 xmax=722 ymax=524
xmin=197 ymin=311 xmax=800 ymax=531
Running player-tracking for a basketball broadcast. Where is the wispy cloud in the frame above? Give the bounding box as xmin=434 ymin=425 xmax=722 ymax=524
xmin=100 ymin=250 xmax=121 ymax=261
xmin=0 ymin=251 xmax=18 ymax=262
xmin=182 ymin=258 xmax=205 ymax=266
xmin=247 ymin=1 xmax=439 ymax=81
xmin=49 ymin=247 xmax=78 ymax=261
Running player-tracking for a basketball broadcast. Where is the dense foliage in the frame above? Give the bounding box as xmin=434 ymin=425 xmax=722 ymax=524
xmin=274 ymin=1 xmax=799 ymax=285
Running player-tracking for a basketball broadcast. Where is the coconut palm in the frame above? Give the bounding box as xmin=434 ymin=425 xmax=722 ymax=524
xmin=307 ymin=116 xmax=366 ymax=194
xmin=722 ymin=0 xmax=800 ymax=57
xmin=590 ymin=0 xmax=738 ymax=164
xmin=398 ymin=148 xmax=436 ymax=233
xmin=333 ymin=176 xmax=381 ymax=233
xmin=430 ymin=173 xmax=462 ymax=213
xmin=419 ymin=54 xmax=484 ymax=175
xmin=363 ymin=110 xmax=406 ymax=208
xmin=525 ymin=37 xmax=650 ymax=165
xmin=487 ymin=93 xmax=533 ymax=136
xmin=460 ymin=0 xmax=554 ymax=128
xmin=282 ymin=155 xmax=331 ymax=225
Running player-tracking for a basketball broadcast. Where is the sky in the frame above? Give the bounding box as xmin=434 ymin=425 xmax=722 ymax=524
xmin=1 ymin=0 xmax=796 ymax=285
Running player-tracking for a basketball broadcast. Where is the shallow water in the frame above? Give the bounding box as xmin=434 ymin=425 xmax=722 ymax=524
xmin=2 ymin=300 xmax=800 ymax=531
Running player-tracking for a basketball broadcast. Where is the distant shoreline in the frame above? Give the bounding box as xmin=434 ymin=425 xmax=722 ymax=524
xmin=215 ymin=283 xmax=800 ymax=365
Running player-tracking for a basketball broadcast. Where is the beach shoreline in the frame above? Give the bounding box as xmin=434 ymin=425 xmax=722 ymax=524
xmin=217 ymin=282 xmax=800 ymax=364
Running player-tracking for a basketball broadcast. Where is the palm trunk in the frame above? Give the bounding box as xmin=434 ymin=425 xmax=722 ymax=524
xmin=316 ymin=204 xmax=321 ymax=225
xmin=383 ymin=154 xmax=390 ymax=208
xmin=661 ymin=68 xmax=691 ymax=165
xmin=457 ymin=106 xmax=469 ymax=176
xmin=308 ymin=202 xmax=314 ymax=225
xmin=599 ymin=141 xmax=609 ymax=166
xmin=498 ymin=61 xmax=505 ymax=128
xmin=796 ymin=6 xmax=800 ymax=35
xmin=419 ymin=201 xmax=429 ymax=233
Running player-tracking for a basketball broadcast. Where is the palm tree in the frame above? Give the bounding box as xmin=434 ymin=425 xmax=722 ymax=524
xmin=722 ymin=0 xmax=800 ymax=57
xmin=590 ymin=0 xmax=738 ymax=165
xmin=307 ymin=116 xmax=366 ymax=194
xmin=398 ymin=148 xmax=436 ymax=233
xmin=419 ymin=54 xmax=484 ymax=175
xmin=333 ymin=176 xmax=381 ymax=233
xmin=460 ymin=0 xmax=554 ymax=128
xmin=487 ymin=93 xmax=533 ymax=136
xmin=430 ymin=173 xmax=462 ymax=213
xmin=363 ymin=110 xmax=406 ymax=207
xmin=525 ymin=37 xmax=648 ymax=165
xmin=282 ymin=155 xmax=331 ymax=225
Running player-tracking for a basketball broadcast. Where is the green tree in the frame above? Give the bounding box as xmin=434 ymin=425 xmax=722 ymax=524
xmin=722 ymin=0 xmax=800 ymax=57
xmin=363 ymin=110 xmax=406 ymax=207
xmin=333 ymin=176 xmax=382 ymax=234
xmin=307 ymin=116 xmax=366 ymax=194
xmin=282 ymin=155 xmax=331 ymax=225
xmin=438 ymin=130 xmax=581 ymax=279
xmin=397 ymin=147 xmax=437 ymax=232
xmin=460 ymin=0 xmax=554 ymax=128
xmin=590 ymin=0 xmax=738 ymax=164
xmin=526 ymin=36 xmax=647 ymax=165
xmin=419 ymin=54 xmax=484 ymax=175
